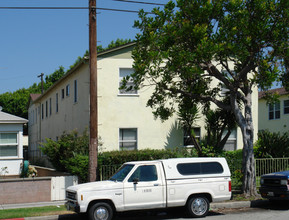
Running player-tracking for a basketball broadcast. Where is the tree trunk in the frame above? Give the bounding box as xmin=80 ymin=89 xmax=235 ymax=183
xmin=231 ymin=92 xmax=257 ymax=196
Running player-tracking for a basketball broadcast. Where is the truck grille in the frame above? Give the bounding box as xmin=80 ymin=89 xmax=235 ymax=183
xmin=66 ymin=191 xmax=77 ymax=200
xmin=264 ymin=178 xmax=281 ymax=186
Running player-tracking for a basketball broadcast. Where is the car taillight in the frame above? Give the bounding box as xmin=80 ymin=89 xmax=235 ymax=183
xmin=229 ymin=181 xmax=232 ymax=192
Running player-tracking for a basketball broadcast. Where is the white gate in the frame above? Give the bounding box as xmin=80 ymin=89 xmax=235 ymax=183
xmin=51 ymin=176 xmax=78 ymax=201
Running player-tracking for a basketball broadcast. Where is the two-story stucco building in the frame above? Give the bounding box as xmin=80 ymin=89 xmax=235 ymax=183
xmin=28 ymin=43 xmax=258 ymax=162
xmin=259 ymin=87 xmax=289 ymax=133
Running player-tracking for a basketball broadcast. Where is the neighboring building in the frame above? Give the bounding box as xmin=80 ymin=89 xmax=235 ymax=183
xmin=28 ymin=43 xmax=258 ymax=162
xmin=259 ymin=87 xmax=289 ymax=133
xmin=0 ymin=106 xmax=28 ymax=176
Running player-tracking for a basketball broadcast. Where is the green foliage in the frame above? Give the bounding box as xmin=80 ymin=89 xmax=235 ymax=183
xmin=40 ymin=130 xmax=89 ymax=172
xmin=131 ymin=0 xmax=289 ymax=195
xmin=0 ymin=66 xmax=66 ymax=119
xmin=0 ymin=206 xmax=67 ymax=219
xmin=255 ymin=130 xmax=289 ymax=158
xmin=62 ymin=154 xmax=89 ymax=183
xmin=202 ymin=107 xmax=237 ymax=151
xmin=0 ymin=88 xmax=31 ymax=119
xmin=98 ymin=148 xmax=198 ymax=166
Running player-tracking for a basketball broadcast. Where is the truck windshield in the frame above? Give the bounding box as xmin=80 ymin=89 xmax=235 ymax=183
xmin=110 ymin=164 xmax=134 ymax=182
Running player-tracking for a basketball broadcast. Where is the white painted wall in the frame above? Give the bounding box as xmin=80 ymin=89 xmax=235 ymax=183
xmin=0 ymin=124 xmax=24 ymax=176
xmin=51 ymin=176 xmax=78 ymax=201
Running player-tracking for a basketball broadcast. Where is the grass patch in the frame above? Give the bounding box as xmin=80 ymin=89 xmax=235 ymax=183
xmin=0 ymin=205 xmax=73 ymax=219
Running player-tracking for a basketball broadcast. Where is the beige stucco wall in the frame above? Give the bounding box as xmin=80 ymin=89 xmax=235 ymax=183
xmin=98 ymin=57 xmax=182 ymax=151
xmin=259 ymin=95 xmax=289 ymax=133
xmin=28 ymin=45 xmax=259 ymax=154
xmin=28 ymin=63 xmax=90 ymax=157
xmin=28 ymin=50 xmax=183 ymax=154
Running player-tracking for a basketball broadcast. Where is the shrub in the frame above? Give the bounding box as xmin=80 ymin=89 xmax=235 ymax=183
xmin=62 ymin=154 xmax=89 ymax=183
xmin=40 ymin=129 xmax=89 ymax=175
xmin=98 ymin=148 xmax=198 ymax=166
xmin=255 ymin=130 xmax=289 ymax=158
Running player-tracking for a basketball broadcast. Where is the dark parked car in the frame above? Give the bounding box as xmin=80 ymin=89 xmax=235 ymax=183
xmin=260 ymin=170 xmax=289 ymax=201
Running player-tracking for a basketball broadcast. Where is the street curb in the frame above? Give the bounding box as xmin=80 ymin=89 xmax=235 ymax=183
xmin=25 ymin=216 xmax=59 ymax=220
xmin=211 ymin=201 xmax=251 ymax=209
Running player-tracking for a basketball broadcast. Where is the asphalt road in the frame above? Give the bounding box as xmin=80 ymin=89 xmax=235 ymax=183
xmin=46 ymin=201 xmax=289 ymax=220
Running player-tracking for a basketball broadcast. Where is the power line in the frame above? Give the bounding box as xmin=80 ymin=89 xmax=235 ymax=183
xmin=0 ymin=6 xmax=153 ymax=14
xmin=113 ymin=0 xmax=165 ymax=6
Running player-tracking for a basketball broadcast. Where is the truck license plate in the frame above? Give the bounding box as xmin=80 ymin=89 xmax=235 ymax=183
xmin=268 ymin=192 xmax=274 ymax=196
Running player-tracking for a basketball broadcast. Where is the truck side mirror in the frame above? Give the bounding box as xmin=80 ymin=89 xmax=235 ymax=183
xmin=133 ymin=178 xmax=139 ymax=184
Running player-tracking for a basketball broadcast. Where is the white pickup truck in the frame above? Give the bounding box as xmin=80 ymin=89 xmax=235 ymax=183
xmin=66 ymin=157 xmax=231 ymax=220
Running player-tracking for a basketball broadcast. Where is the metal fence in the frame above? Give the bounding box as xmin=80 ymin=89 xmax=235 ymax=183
xmin=99 ymin=158 xmax=289 ymax=189
xmin=99 ymin=164 xmax=121 ymax=181
xmin=255 ymin=157 xmax=289 ymax=187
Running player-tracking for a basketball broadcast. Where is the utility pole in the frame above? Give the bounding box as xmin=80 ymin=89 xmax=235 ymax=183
xmin=38 ymin=73 xmax=44 ymax=94
xmin=88 ymin=0 xmax=98 ymax=182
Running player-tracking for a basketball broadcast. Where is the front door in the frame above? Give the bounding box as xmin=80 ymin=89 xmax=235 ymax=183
xmin=123 ymin=164 xmax=165 ymax=210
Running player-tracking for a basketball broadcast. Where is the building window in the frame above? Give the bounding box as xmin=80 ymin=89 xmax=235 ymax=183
xmin=119 ymin=128 xmax=137 ymax=150
xmin=269 ymin=102 xmax=280 ymax=120
xmin=0 ymin=133 xmax=18 ymax=157
xmin=61 ymin=89 xmax=65 ymax=99
xmin=284 ymin=100 xmax=289 ymax=114
xmin=49 ymin=98 xmax=52 ymax=116
xmin=66 ymin=84 xmax=70 ymax=97
xmin=119 ymin=68 xmax=137 ymax=95
xmin=56 ymin=93 xmax=59 ymax=113
xmin=74 ymin=80 xmax=78 ymax=103
xmin=222 ymin=128 xmax=237 ymax=151
xmin=45 ymin=101 xmax=48 ymax=118
xmin=41 ymin=104 xmax=44 ymax=120
xmin=183 ymin=127 xmax=200 ymax=147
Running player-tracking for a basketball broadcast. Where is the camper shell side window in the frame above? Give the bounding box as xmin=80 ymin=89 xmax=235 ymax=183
xmin=177 ymin=162 xmax=224 ymax=175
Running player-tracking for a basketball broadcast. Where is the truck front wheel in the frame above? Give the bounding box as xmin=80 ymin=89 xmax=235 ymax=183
xmin=187 ymin=196 xmax=210 ymax=218
xmin=88 ymin=202 xmax=113 ymax=220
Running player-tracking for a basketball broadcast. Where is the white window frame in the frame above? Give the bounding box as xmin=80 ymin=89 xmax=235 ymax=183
xmin=119 ymin=128 xmax=138 ymax=150
xmin=269 ymin=102 xmax=280 ymax=120
xmin=0 ymin=132 xmax=19 ymax=158
xmin=119 ymin=68 xmax=138 ymax=95
xmin=222 ymin=128 xmax=237 ymax=151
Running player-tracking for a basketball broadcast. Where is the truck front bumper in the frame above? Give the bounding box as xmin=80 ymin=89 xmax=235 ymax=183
xmin=260 ymin=186 xmax=289 ymax=200
xmin=65 ymin=200 xmax=80 ymax=213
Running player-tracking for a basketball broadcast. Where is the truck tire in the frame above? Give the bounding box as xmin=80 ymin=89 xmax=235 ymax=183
xmin=88 ymin=202 xmax=113 ymax=220
xmin=187 ymin=196 xmax=210 ymax=218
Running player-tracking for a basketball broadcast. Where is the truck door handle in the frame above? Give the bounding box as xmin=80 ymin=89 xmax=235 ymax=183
xmin=154 ymin=184 xmax=159 ymax=186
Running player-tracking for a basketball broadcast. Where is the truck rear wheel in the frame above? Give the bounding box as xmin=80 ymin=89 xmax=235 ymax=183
xmin=88 ymin=202 xmax=113 ymax=220
xmin=187 ymin=196 xmax=209 ymax=218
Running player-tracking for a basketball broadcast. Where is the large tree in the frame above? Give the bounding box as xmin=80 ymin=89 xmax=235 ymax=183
xmin=130 ymin=0 xmax=289 ymax=196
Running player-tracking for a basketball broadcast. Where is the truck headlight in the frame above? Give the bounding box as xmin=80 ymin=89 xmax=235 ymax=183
xmin=260 ymin=178 xmax=264 ymax=185
xmin=281 ymin=179 xmax=288 ymax=185
xmin=66 ymin=191 xmax=77 ymax=200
